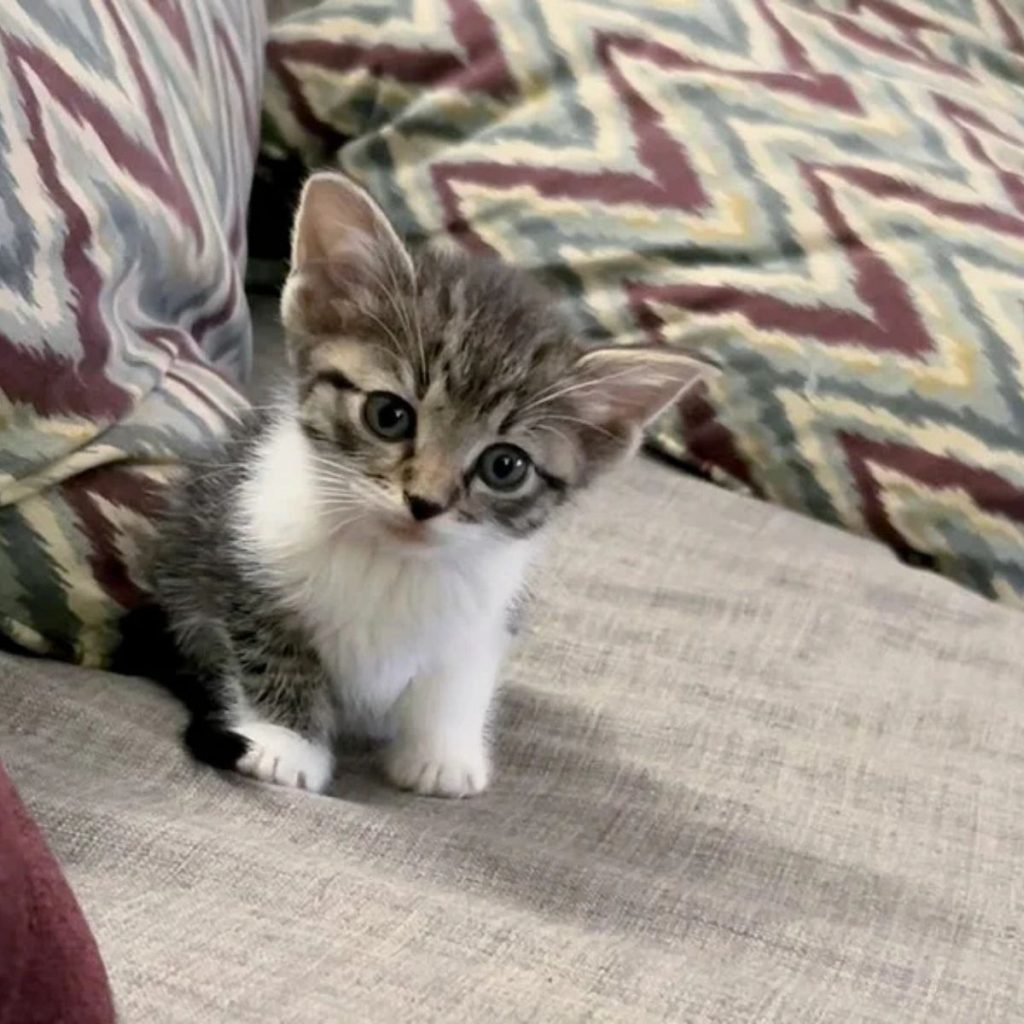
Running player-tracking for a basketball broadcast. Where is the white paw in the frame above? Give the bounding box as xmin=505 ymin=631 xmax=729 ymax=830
xmin=234 ymin=722 xmax=333 ymax=793
xmin=384 ymin=738 xmax=490 ymax=798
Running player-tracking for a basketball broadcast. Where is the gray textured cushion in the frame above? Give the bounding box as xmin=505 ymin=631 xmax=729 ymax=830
xmin=2 ymin=459 xmax=1022 ymax=1022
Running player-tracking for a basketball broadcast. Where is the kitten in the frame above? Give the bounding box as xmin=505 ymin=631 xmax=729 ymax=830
xmin=153 ymin=171 xmax=712 ymax=798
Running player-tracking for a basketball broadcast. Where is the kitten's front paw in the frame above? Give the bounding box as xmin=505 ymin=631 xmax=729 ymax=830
xmin=234 ymin=721 xmax=333 ymax=793
xmin=384 ymin=739 xmax=490 ymax=798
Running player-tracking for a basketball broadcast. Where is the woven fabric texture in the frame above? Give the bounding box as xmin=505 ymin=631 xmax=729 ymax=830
xmin=4 ymin=458 xmax=1022 ymax=1022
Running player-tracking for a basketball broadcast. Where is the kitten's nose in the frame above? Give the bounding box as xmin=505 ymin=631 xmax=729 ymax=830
xmin=404 ymin=493 xmax=445 ymax=522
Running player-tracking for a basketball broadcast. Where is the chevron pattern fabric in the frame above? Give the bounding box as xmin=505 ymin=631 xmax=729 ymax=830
xmin=265 ymin=0 xmax=1024 ymax=604
xmin=0 ymin=0 xmax=264 ymax=665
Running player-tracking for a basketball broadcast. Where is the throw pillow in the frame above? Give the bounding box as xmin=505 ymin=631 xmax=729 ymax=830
xmin=263 ymin=0 xmax=1024 ymax=604
xmin=0 ymin=0 xmax=264 ymax=664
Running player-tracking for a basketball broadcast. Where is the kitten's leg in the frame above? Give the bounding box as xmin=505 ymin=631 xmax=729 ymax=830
xmin=181 ymin=624 xmax=335 ymax=793
xmin=231 ymin=643 xmax=336 ymax=792
xmin=384 ymin=636 xmax=502 ymax=798
xmin=185 ymin=671 xmax=335 ymax=792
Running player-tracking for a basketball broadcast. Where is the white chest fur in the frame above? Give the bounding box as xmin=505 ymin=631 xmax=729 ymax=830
xmin=236 ymin=417 xmax=531 ymax=717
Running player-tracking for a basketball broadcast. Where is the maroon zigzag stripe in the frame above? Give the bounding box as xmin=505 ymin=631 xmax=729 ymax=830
xmin=448 ymin=0 xmax=516 ymax=95
xmin=753 ymin=0 xmax=816 ymax=71
xmin=603 ymin=30 xmax=861 ymax=113
xmin=142 ymin=0 xmax=198 ymax=70
xmin=847 ymin=0 xmax=942 ymax=33
xmin=826 ymin=163 xmax=1024 ymax=238
xmin=103 ymin=0 xmax=203 ymax=241
xmin=843 ymin=0 xmax=968 ymax=70
xmin=138 ymin=326 xmax=242 ymax=423
xmin=267 ymin=0 xmax=517 ymax=153
xmin=935 ymin=95 xmax=1024 ymax=216
xmin=990 ymin=0 xmax=1024 ymax=55
xmin=431 ymin=33 xmax=715 ymax=244
xmin=105 ymin=0 xmax=249 ymax=388
xmin=268 ymin=39 xmax=369 ymax=153
xmin=627 ymin=156 xmax=1024 ymax=357
xmin=814 ymin=5 xmax=970 ymax=80
xmin=935 ymin=95 xmax=1024 ymax=150
xmin=60 ymin=465 xmax=165 ymax=611
xmin=191 ymin=271 xmax=241 ymax=345
xmin=430 ymin=13 xmax=876 ymax=249
xmin=215 ymin=17 xmax=260 ymax=159
xmin=270 ymin=2 xmax=862 ymax=243
xmin=839 ymin=434 xmax=1024 ymax=562
xmin=0 ymin=4 xmax=211 ymax=417
xmin=680 ymin=391 xmax=758 ymax=493
xmin=0 ymin=35 xmax=129 ymax=419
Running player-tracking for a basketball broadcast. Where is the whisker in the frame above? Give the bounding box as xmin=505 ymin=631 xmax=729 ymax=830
xmin=529 ymin=423 xmax=576 ymax=447
xmin=520 ymin=368 xmax=646 ymax=414
xmin=313 ymin=469 xmax=389 ymax=490
xmin=359 ymin=259 xmax=418 ymax=354
xmin=323 ymin=510 xmax=373 ymax=535
xmin=316 ymin=492 xmax=388 ymax=511
xmin=306 ymin=460 xmax=376 ymax=482
xmin=367 ymin=253 xmax=427 ymax=380
xmin=307 ymin=460 xmax=381 ymax=481
xmin=311 ymin=491 xmax=367 ymax=504
xmin=534 ymin=415 xmax=620 ymax=441
xmin=356 ymin=308 xmax=407 ymax=359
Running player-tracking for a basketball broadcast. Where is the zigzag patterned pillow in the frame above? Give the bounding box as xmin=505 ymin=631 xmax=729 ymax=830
xmin=265 ymin=0 xmax=1024 ymax=605
xmin=0 ymin=1 xmax=264 ymax=665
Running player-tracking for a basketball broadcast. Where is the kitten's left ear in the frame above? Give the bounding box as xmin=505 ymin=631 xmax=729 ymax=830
xmin=282 ymin=171 xmax=414 ymax=338
xmin=573 ymin=345 xmax=720 ymax=469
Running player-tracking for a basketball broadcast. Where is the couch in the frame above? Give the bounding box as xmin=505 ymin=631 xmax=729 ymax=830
xmin=3 ymin=1 xmax=1024 ymax=1019
xmin=4 ymin=424 xmax=1022 ymax=1020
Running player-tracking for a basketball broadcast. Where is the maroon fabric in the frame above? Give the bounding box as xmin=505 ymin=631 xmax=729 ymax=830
xmin=0 ymin=763 xmax=114 ymax=1024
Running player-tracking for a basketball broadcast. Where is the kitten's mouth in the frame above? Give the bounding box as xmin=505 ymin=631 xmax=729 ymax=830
xmin=383 ymin=518 xmax=432 ymax=544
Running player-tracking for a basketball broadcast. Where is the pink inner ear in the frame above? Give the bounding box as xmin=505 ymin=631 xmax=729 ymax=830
xmin=292 ymin=175 xmax=372 ymax=267
xmin=577 ymin=347 xmax=716 ymax=429
xmin=291 ymin=172 xmax=412 ymax=281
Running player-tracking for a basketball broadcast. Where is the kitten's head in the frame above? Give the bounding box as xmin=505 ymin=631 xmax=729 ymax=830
xmin=280 ymin=172 xmax=714 ymax=549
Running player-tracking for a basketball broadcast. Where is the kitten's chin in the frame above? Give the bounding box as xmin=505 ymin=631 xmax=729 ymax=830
xmin=381 ymin=518 xmax=434 ymax=545
xmin=325 ymin=511 xmax=452 ymax=550
xmin=379 ymin=513 xmax=491 ymax=553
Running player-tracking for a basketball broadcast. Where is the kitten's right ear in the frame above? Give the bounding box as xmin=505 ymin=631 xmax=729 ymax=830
xmin=281 ymin=171 xmax=414 ymax=339
xmin=571 ymin=345 xmax=721 ymax=474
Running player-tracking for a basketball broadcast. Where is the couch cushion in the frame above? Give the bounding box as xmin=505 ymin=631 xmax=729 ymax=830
xmin=0 ymin=1 xmax=264 ymax=665
xmin=263 ymin=0 xmax=1024 ymax=606
xmin=0 ymin=762 xmax=114 ymax=1024
xmin=3 ymin=459 xmax=1021 ymax=1022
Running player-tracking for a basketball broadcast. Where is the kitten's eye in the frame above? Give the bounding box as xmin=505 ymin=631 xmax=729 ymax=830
xmin=476 ymin=444 xmax=532 ymax=492
xmin=363 ymin=392 xmax=415 ymax=441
